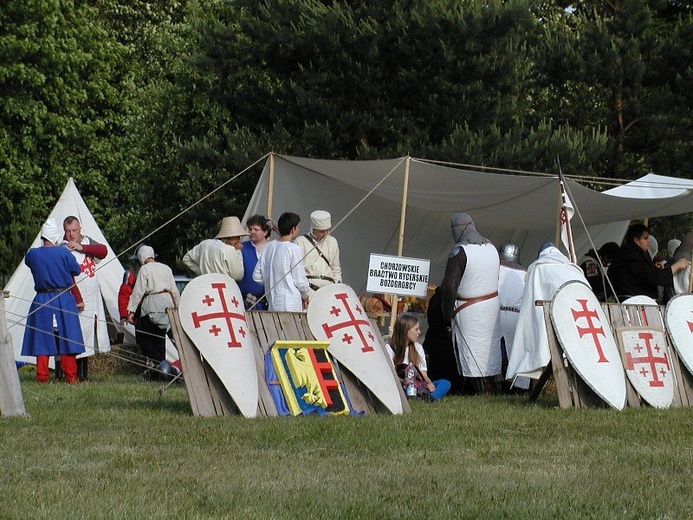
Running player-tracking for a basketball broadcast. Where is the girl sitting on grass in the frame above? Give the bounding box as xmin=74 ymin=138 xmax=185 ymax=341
xmin=385 ymin=313 xmax=451 ymax=401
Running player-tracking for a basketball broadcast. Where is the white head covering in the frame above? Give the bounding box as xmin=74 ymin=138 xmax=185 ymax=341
xmin=41 ymin=218 xmax=62 ymax=244
xmin=137 ymin=245 xmax=156 ymax=265
xmin=667 ymin=239 xmax=681 ymax=259
xmin=310 ymin=209 xmax=332 ymax=231
xmin=673 ymin=232 xmax=693 ymax=261
xmin=647 ymin=235 xmax=659 ymax=260
xmin=310 ymin=210 xmax=331 ymax=231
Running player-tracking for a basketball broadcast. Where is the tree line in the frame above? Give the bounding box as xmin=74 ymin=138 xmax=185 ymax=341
xmin=1 ymin=0 xmax=691 ymax=277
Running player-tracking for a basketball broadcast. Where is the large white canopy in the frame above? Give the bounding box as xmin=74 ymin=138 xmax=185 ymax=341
xmin=243 ymin=155 xmax=693 ymax=293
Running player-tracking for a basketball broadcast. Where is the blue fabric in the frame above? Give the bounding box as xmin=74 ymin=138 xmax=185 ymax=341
xmin=430 ymin=379 xmax=451 ymax=401
xmin=264 ymin=350 xmax=291 ymax=415
xmin=263 ymin=349 xmax=363 ymax=416
xmin=21 ymin=246 xmax=85 ymax=356
xmin=238 ymin=242 xmax=267 ymax=310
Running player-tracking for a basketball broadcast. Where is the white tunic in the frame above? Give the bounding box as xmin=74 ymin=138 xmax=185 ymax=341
xmin=673 ymin=265 xmax=691 ymax=295
xmin=252 ymin=240 xmax=310 ymax=311
xmin=452 ymin=243 xmax=501 ymax=377
xmin=384 ymin=341 xmax=428 ymax=372
xmin=70 ymin=237 xmax=110 ymax=356
xmin=294 ymin=234 xmax=342 ymax=297
xmin=182 ymin=239 xmax=244 ymax=281
xmin=127 ymin=261 xmax=180 ymax=330
xmin=498 ymin=263 xmax=526 ymax=362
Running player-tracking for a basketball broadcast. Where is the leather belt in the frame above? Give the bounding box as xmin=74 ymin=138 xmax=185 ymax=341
xmin=307 ymin=275 xmax=335 ymax=282
xmin=36 ymin=287 xmax=70 ymax=294
xmin=454 ymin=291 xmax=498 ymax=316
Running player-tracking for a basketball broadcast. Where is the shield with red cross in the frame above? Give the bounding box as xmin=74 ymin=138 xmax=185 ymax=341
xmin=179 ymin=273 xmax=258 ymax=417
xmin=550 ymin=281 xmax=626 ymax=410
xmin=307 ymin=284 xmax=404 ymax=415
xmin=617 ymin=327 xmax=673 ymax=408
xmin=665 ymin=294 xmax=693 ymax=376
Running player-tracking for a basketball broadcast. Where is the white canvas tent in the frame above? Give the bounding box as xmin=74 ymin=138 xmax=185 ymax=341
xmin=4 ymin=178 xmax=177 ymax=365
xmin=605 ymin=173 xmax=693 ymax=199
xmin=243 ymin=155 xmax=693 ymax=292
xmin=4 ymin=179 xmax=123 ymax=364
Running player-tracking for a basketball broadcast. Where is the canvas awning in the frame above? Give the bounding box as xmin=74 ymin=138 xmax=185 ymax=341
xmin=243 ymin=155 xmax=693 ymax=293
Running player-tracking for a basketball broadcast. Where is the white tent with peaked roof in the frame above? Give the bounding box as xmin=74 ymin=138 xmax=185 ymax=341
xmin=4 ymin=178 xmax=122 ymax=364
xmin=4 ymin=178 xmax=178 ymax=366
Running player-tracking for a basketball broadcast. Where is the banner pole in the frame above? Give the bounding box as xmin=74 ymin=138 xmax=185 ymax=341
xmin=554 ymin=178 xmax=562 ymax=247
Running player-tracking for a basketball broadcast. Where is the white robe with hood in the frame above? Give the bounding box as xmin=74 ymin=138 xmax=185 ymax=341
xmin=505 ymin=247 xmax=589 ymax=381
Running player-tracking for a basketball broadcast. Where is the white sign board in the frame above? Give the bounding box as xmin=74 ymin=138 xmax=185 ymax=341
xmin=366 ymin=254 xmax=430 ymax=298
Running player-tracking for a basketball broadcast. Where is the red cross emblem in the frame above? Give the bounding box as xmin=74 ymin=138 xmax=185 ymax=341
xmin=80 ymin=256 xmax=97 ymax=278
xmin=320 ymin=292 xmax=375 ymax=353
xmin=625 ymin=332 xmax=670 ymax=388
xmin=190 ymin=282 xmax=246 ymax=348
xmin=307 ymin=283 xmax=406 ymax=415
xmin=570 ymin=299 xmax=608 ymax=363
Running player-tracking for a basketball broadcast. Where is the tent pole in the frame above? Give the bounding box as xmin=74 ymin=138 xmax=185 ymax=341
xmin=267 ymin=153 xmax=275 ymax=216
xmin=389 ymin=156 xmax=412 ymax=333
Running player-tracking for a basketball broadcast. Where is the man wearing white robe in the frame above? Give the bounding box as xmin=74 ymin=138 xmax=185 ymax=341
xmin=253 ymin=212 xmax=310 ymax=312
xmin=497 ymin=241 xmax=528 ymax=389
xmin=183 ymin=216 xmax=248 ymax=281
xmin=295 ymin=210 xmax=342 ymax=299
xmin=505 ymin=244 xmax=589 ymax=384
xmin=63 ymin=215 xmax=110 ymax=357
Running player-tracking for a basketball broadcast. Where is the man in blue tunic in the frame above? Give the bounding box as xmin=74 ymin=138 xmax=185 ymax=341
xmin=22 ymin=218 xmax=85 ymax=383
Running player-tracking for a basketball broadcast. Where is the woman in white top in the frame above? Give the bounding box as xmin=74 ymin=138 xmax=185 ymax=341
xmin=385 ymin=313 xmax=450 ymax=401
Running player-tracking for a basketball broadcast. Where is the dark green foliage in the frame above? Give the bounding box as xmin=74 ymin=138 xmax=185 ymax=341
xmin=0 ymin=0 xmax=131 ymax=272
xmin=1 ymin=0 xmax=691 ymax=274
xmin=534 ymin=0 xmax=693 ymax=178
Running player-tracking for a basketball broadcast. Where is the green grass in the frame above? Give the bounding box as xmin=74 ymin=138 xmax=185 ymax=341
xmin=1 ymin=374 xmax=691 ymax=519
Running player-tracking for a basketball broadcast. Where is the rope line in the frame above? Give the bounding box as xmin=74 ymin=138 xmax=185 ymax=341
xmin=247 ymin=158 xmax=407 ymax=310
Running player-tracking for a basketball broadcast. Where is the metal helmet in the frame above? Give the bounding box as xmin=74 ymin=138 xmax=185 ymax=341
xmin=498 ymin=241 xmax=521 ymax=263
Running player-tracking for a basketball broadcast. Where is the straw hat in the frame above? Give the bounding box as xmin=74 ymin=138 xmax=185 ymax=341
xmin=310 ymin=210 xmax=331 ymax=231
xmin=215 ymin=216 xmax=249 ymax=239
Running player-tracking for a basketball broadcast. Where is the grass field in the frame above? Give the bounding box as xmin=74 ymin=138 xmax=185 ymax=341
xmin=1 ymin=373 xmax=691 ymax=519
